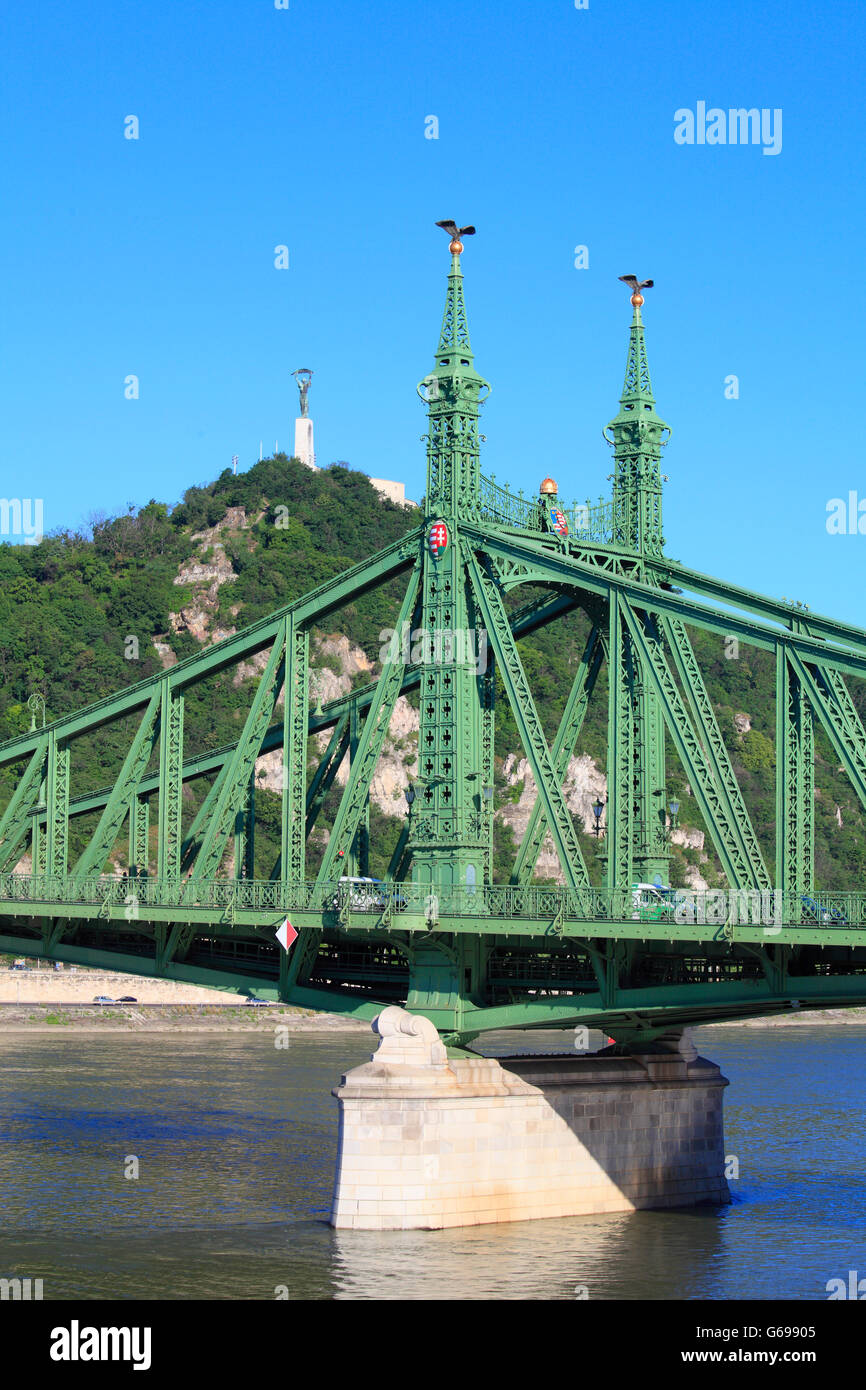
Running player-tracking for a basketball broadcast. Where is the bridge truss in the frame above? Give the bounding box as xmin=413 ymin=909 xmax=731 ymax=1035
xmin=3 ymin=239 xmax=866 ymax=1046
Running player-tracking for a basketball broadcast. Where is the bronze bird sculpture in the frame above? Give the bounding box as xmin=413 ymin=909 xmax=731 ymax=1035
xmin=436 ymin=220 xmax=476 ymax=253
xmin=619 ymin=274 xmax=654 ymax=308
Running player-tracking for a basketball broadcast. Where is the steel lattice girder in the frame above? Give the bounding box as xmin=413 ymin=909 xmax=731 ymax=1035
xmin=44 ymin=732 xmax=70 ymax=880
xmin=234 ymin=774 xmax=256 ymax=882
xmin=25 ymin=588 xmax=581 ymax=830
xmin=186 ymin=633 xmax=287 ymax=884
xmin=315 ymin=561 xmax=422 ymax=886
xmin=285 ymin=562 xmax=423 ymax=990
xmin=661 ymin=615 xmax=770 ymax=888
xmin=818 ymin=665 xmax=866 ymax=793
xmin=130 ymin=795 xmax=150 ymax=877
xmin=304 ymin=713 xmax=349 ymax=839
xmin=648 ymin=556 xmax=866 ymax=659
xmin=0 ymin=735 xmax=48 ymax=871
xmin=465 ymin=522 xmax=866 ymax=681
xmin=463 ymin=541 xmax=592 ymax=895
xmin=0 ymin=528 xmax=422 ymax=769
xmin=282 ymin=616 xmax=309 ymax=885
xmin=775 ymin=648 xmax=815 ymax=895
xmin=606 ymin=591 xmax=634 ymax=887
xmin=181 ymin=763 xmax=231 ymax=873
xmin=0 ymin=529 xmax=420 ymax=915
xmin=510 ymin=628 xmax=606 ymax=884
xmin=71 ymin=691 xmax=161 ymax=882
xmin=5 ymin=880 xmax=866 ymax=941
xmin=621 ymin=596 xmax=766 ymax=890
xmin=6 ymin=923 xmax=866 ymax=1037
xmin=156 ymin=684 xmax=184 ymax=882
xmin=790 ymin=652 xmax=866 ymax=812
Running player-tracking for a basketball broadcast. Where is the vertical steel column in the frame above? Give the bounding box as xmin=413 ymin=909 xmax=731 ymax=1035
xmin=479 ymin=654 xmax=495 ymax=885
xmin=282 ymin=616 xmax=308 ymax=886
xmin=606 ymin=595 xmax=633 ymax=889
xmin=129 ymin=797 xmax=150 ymax=877
xmin=32 ymin=800 xmax=45 ymax=876
xmin=411 ymin=535 xmax=485 ymax=892
xmin=157 ymin=683 xmax=184 ymax=883
xmin=44 ymin=731 xmax=69 ymax=881
xmin=410 ymin=235 xmax=490 ymax=896
xmin=775 ymin=647 xmax=814 ymax=895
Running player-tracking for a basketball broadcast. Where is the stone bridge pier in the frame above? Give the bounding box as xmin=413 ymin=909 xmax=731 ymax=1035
xmin=330 ymin=1007 xmax=730 ymax=1230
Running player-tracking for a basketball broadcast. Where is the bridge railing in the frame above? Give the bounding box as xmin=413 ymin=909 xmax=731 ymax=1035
xmin=474 ymin=476 xmax=621 ymax=544
xmin=0 ymin=875 xmax=864 ymax=932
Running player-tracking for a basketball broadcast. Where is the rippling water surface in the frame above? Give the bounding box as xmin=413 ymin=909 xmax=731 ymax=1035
xmin=0 ymin=1024 xmax=864 ymax=1300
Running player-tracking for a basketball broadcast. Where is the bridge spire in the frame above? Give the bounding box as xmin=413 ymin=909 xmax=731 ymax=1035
xmin=605 ymin=279 xmax=673 ymax=891
xmin=605 ymin=278 xmax=671 ymax=559
xmin=420 ymin=225 xmax=489 ymax=519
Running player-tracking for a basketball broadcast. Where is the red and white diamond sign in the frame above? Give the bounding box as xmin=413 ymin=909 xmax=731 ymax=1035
xmin=275 ymin=919 xmax=298 ymax=952
xmin=429 ymin=520 xmax=449 ymax=556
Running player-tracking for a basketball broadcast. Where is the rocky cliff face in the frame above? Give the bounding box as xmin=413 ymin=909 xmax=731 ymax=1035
xmin=164 ymin=506 xmax=261 ymax=651
xmin=498 ymin=751 xmax=607 ymax=882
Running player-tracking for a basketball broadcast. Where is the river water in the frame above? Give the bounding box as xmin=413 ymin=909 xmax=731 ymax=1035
xmin=0 ymin=1023 xmax=863 ymax=1301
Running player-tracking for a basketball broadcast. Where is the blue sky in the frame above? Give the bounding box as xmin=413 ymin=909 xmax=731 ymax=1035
xmin=2 ymin=0 xmax=864 ymax=622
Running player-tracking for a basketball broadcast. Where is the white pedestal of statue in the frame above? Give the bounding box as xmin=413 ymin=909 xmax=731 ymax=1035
xmin=294 ymin=417 xmax=316 ymax=469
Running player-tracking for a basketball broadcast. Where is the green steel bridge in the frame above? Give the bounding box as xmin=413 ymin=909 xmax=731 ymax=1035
xmin=3 ymin=233 xmax=866 ymax=1046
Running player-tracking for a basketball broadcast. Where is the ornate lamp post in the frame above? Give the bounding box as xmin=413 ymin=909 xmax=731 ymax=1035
xmin=27 ymin=693 xmax=46 ymax=732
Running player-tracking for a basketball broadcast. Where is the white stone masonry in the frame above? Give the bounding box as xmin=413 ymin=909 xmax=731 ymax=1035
xmin=331 ymin=1007 xmax=730 ymax=1230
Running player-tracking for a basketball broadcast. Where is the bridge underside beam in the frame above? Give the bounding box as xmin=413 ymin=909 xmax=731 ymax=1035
xmin=4 ymin=927 xmax=866 ymax=1043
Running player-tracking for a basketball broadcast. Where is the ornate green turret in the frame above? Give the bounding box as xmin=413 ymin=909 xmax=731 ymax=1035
xmin=420 ymin=227 xmax=489 ymax=519
xmin=605 ymin=279 xmax=671 ymax=558
xmin=605 ymin=279 xmax=672 ymax=889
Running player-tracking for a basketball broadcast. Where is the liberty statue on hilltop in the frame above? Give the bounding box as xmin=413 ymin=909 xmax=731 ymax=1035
xmin=292 ymin=368 xmax=313 ymax=419
xmin=292 ymin=368 xmax=316 ymax=468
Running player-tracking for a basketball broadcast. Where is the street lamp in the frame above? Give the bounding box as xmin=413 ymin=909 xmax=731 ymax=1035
xmin=27 ymin=693 xmax=46 ymax=731
xmin=668 ymin=798 xmax=680 ymax=830
xmin=592 ymin=797 xmax=606 ymax=837
xmin=405 ymin=784 xmax=416 ymax=807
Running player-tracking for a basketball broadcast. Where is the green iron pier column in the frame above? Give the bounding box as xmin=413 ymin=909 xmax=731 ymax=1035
xmin=408 ymin=233 xmax=491 ymax=899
